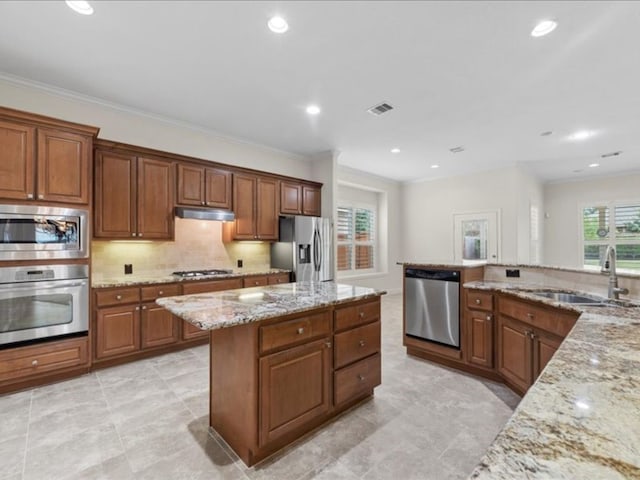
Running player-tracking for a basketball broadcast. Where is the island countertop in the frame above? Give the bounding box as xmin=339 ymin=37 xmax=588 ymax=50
xmin=156 ymin=281 xmax=386 ymax=331
xmin=465 ymin=281 xmax=640 ymax=479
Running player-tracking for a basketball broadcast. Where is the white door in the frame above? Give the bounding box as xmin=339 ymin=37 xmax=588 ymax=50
xmin=453 ymin=211 xmax=500 ymax=264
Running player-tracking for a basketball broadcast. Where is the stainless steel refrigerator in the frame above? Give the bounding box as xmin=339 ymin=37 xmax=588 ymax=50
xmin=270 ymin=216 xmax=334 ymax=282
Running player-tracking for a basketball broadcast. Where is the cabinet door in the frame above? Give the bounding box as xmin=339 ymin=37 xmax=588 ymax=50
xmin=256 ymin=177 xmax=278 ymax=240
xmin=533 ymin=330 xmax=562 ymax=379
xmin=232 ymin=173 xmax=257 ymax=240
xmin=37 ymin=129 xmax=90 ymax=204
xmin=302 ymin=185 xmax=321 ymax=216
xmin=95 ymin=305 xmax=140 ymax=359
xmin=137 ymin=157 xmax=174 ymax=239
xmin=280 ymin=182 xmax=302 ymax=215
xmin=259 ymin=338 xmax=331 ymax=446
xmin=205 ymin=168 xmax=232 ymax=209
xmin=141 ymin=303 xmax=178 ymax=349
xmin=466 ymin=311 xmax=494 ymax=368
xmin=94 ymin=151 xmax=137 ymax=239
xmin=497 ymin=315 xmax=532 ymax=393
xmin=177 ymin=163 xmax=205 ymax=206
xmin=0 ymin=120 xmax=35 ymax=200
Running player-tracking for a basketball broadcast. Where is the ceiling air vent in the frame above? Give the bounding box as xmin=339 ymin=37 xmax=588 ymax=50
xmin=601 ymin=151 xmax=622 ymax=158
xmin=367 ymin=102 xmax=394 ymax=116
xmin=449 ymin=146 xmax=465 ymax=153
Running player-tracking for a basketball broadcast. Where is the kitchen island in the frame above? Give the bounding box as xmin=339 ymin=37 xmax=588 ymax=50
xmin=157 ymin=281 xmax=385 ymax=466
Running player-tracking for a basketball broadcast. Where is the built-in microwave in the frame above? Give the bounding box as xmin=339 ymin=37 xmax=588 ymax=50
xmin=0 ymin=205 xmax=88 ymax=260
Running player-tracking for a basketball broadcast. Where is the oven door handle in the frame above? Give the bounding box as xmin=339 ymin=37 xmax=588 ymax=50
xmin=0 ymin=280 xmax=87 ymax=292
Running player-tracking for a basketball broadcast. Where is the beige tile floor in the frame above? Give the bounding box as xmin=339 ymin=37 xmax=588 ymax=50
xmin=0 ymin=294 xmax=520 ymax=480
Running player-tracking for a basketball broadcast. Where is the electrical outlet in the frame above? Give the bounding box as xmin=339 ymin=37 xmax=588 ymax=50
xmin=124 ymin=264 xmax=133 ymax=275
xmin=237 ymin=259 xmax=243 ymax=268
xmin=506 ymin=269 xmax=520 ymax=278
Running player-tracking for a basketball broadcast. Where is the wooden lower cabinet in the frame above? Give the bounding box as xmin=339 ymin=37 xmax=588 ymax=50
xmin=497 ymin=315 xmax=532 ymax=393
xmin=334 ymin=353 xmax=381 ymax=406
xmin=95 ymin=305 xmax=141 ymax=359
xmin=533 ymin=329 xmax=563 ymax=378
xmin=466 ymin=310 xmax=493 ymax=369
xmin=141 ymin=303 xmax=179 ymax=348
xmin=259 ymin=338 xmax=331 ymax=446
xmin=243 ymin=275 xmax=269 ymax=288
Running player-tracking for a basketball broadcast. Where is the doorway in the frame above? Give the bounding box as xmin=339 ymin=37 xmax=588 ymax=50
xmin=453 ymin=211 xmax=500 ymax=264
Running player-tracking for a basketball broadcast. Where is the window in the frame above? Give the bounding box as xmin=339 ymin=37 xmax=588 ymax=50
xmin=582 ymin=202 xmax=640 ymax=272
xmin=337 ymin=205 xmax=376 ymax=273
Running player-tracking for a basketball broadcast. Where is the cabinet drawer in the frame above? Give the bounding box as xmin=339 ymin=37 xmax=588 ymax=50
xmin=182 ymin=278 xmax=243 ymax=295
xmin=260 ymin=311 xmax=331 ymax=354
xmin=467 ymin=291 xmax=494 ymax=312
xmin=334 ymin=321 xmax=381 ymax=369
xmin=499 ymin=296 xmax=578 ymax=338
xmin=140 ymin=283 xmax=180 ymax=302
xmin=95 ymin=287 xmax=140 ymax=307
xmin=334 ymin=353 xmax=381 ymax=406
xmin=243 ymin=276 xmax=269 ymax=288
xmin=268 ymin=273 xmax=290 ymax=285
xmin=0 ymin=337 xmax=88 ymax=382
xmin=334 ymin=299 xmax=380 ymax=332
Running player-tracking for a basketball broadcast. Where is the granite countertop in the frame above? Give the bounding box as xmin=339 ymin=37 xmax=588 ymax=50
xmin=397 ymin=261 xmax=485 ymax=269
xmin=465 ymin=281 xmax=640 ymax=479
xmin=91 ymin=268 xmax=290 ymax=288
xmin=156 ymin=281 xmax=386 ymax=330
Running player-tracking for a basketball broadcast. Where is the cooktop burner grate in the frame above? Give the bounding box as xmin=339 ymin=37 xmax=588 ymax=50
xmin=172 ymin=269 xmax=233 ymax=277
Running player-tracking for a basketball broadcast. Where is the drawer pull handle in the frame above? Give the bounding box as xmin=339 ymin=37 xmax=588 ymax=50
xmin=359 ymin=340 xmax=366 ymax=347
xmin=32 ymin=359 xmax=38 ymax=366
xmin=359 ymin=312 xmax=365 ymax=318
xmin=527 ymin=313 xmax=534 ymax=319
xmin=116 ymin=295 xmax=122 ymax=300
xmin=357 ymin=374 xmax=365 ymax=382
xmin=297 ymin=327 xmax=305 ymax=335
xmin=475 ymin=299 xmax=481 ymax=305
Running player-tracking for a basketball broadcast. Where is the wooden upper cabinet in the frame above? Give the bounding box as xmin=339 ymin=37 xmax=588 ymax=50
xmin=0 ymin=111 xmax=95 ymax=204
xmin=137 ymin=157 xmax=174 ymax=239
xmin=37 ymin=129 xmax=90 ymax=204
xmin=231 ymin=173 xmax=258 ymax=240
xmin=0 ymin=120 xmax=35 ymax=200
xmin=205 ymin=167 xmax=232 ymax=209
xmin=256 ymin=177 xmax=278 ymax=240
xmin=280 ymin=182 xmax=302 ymax=215
xmin=94 ymin=147 xmax=174 ymax=240
xmin=177 ymin=163 xmax=232 ymax=209
xmin=279 ymin=181 xmax=322 ymax=217
xmin=302 ymin=185 xmax=321 ymax=216
xmin=94 ymin=151 xmax=136 ymax=239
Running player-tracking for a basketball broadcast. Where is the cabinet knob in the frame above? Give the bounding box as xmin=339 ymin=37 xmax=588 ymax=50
xmin=135 ymin=306 xmax=140 ymax=311
xmin=357 ymin=374 xmax=365 ymax=382
xmin=201 ymin=201 xmax=205 ymax=205
xmin=527 ymin=312 xmax=534 ymax=319
xmin=138 ymin=233 xmax=143 ymax=237
xmin=359 ymin=311 xmax=365 ymax=318
xmin=38 ymin=194 xmax=44 ymax=199
xmin=142 ymin=305 xmax=147 ymax=310
xmin=486 ymin=315 xmax=492 ymax=321
xmin=297 ymin=327 xmax=305 ymax=335
xmin=475 ymin=299 xmax=481 ymax=305
xmin=27 ymin=193 xmax=34 ymax=199
xmin=158 ymin=291 xmax=164 ymax=295
xmin=359 ymin=340 xmax=366 ymax=347
xmin=255 ymin=281 xmax=259 ymax=285
xmin=116 ymin=295 xmax=122 ymax=300
xmin=32 ymin=359 xmax=38 ymax=366
xmin=325 ymin=341 xmax=332 ymax=348
xmin=132 ymin=233 xmax=137 ymax=237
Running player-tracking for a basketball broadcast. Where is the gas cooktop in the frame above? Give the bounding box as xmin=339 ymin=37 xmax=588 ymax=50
xmin=172 ymin=269 xmax=233 ymax=278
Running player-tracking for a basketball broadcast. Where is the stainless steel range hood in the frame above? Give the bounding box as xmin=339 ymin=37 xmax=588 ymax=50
xmin=175 ymin=207 xmax=235 ymax=222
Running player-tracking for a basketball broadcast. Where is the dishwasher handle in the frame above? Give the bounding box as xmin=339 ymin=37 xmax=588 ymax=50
xmin=405 ymin=268 xmax=460 ymax=282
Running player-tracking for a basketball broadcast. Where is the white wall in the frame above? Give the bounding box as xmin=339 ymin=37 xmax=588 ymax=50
xmin=544 ymin=173 xmax=640 ymax=268
xmin=336 ymin=166 xmax=402 ymax=293
xmin=515 ymin=168 xmax=545 ymax=264
xmin=0 ymin=77 xmax=312 ymax=179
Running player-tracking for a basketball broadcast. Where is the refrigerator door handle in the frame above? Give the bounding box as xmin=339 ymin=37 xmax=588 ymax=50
xmin=316 ymin=226 xmax=323 ymax=272
xmin=313 ymin=227 xmax=321 ymax=272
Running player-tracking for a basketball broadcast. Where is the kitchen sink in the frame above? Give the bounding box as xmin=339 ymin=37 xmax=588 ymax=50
xmin=531 ymin=291 xmax=606 ymax=304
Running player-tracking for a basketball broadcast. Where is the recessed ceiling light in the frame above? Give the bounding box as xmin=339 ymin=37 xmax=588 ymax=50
xmin=531 ymin=20 xmax=557 ymax=37
xmin=568 ymin=130 xmax=593 ymax=141
xmin=431 ymin=164 xmax=440 ymax=169
xmin=589 ymin=163 xmax=600 ymax=168
xmin=391 ymin=148 xmax=401 ymax=154
xmin=268 ymin=16 xmax=289 ymax=33
xmin=65 ymin=0 xmax=94 ymax=15
xmin=305 ymin=105 xmax=321 ymax=115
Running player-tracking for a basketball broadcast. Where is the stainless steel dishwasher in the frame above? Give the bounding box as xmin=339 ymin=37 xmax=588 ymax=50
xmin=404 ymin=268 xmax=460 ymax=348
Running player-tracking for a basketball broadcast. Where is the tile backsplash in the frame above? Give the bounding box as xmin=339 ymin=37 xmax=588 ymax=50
xmin=92 ymin=218 xmax=270 ymax=278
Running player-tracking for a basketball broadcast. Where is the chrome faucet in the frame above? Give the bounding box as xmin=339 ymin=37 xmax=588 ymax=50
xmin=600 ymin=246 xmax=629 ymax=300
